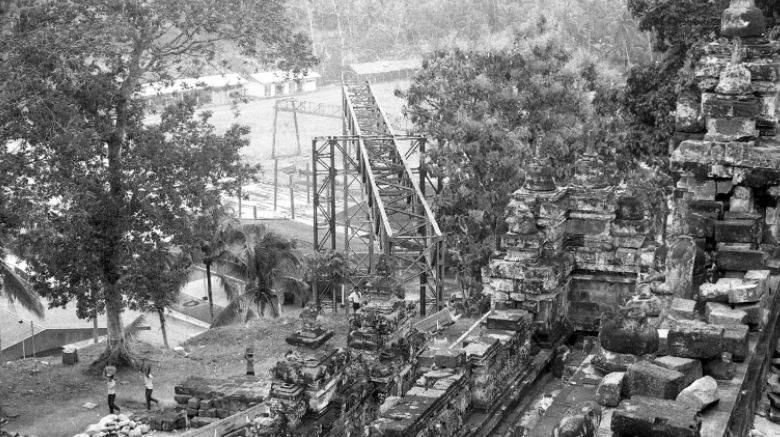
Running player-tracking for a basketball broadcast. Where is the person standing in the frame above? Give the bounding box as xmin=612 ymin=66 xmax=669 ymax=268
xmin=245 ymin=346 xmax=255 ymax=376
xmin=348 ymin=289 xmax=361 ymax=313
xmin=107 ymin=375 xmax=120 ymax=414
xmin=144 ymin=367 xmax=160 ymax=410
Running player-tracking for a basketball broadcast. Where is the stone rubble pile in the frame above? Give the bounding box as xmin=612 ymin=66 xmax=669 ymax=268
xmin=173 ymin=375 xmax=269 ymax=422
xmin=73 ymin=414 xmax=151 ymax=437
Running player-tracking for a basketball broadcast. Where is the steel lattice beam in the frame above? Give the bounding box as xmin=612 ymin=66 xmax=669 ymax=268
xmin=310 ymin=81 xmax=446 ymax=316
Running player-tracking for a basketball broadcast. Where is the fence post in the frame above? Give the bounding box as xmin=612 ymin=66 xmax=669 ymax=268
xmin=273 ymin=159 xmax=278 ymax=211
xmin=306 ymin=163 xmax=311 ymax=204
xmin=289 ymin=174 xmax=295 ymax=220
xmin=253 ymin=205 xmax=257 ymax=220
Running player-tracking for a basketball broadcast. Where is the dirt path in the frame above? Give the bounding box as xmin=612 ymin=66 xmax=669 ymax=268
xmin=2 ymin=310 xmax=350 ymax=437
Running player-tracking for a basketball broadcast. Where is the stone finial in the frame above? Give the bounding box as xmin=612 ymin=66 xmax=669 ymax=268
xmin=715 ymin=48 xmax=752 ymax=95
xmin=523 ymin=157 xmax=557 ymax=192
xmin=721 ymin=0 xmax=766 ymax=38
xmin=572 ymin=140 xmax=608 ymax=189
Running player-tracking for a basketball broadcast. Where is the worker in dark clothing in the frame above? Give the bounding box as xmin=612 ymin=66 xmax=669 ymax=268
xmin=245 ymin=346 xmax=255 ymax=376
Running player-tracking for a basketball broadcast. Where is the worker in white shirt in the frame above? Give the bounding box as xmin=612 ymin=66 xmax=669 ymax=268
xmin=107 ymin=375 xmax=120 ymax=414
xmin=348 ymin=289 xmax=362 ymax=313
xmin=144 ymin=367 xmax=160 ymax=410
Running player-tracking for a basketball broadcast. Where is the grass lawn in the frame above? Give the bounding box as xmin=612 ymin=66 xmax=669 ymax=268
xmin=1 ymin=308 xmax=350 ymax=437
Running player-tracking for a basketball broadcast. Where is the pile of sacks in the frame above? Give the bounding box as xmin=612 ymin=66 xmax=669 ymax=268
xmin=73 ymin=414 xmax=150 ymax=437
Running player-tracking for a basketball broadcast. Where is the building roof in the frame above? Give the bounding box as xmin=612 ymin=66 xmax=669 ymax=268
xmin=349 ymin=58 xmax=421 ymax=75
xmin=139 ymin=73 xmax=247 ymax=97
xmin=249 ymin=70 xmax=321 ymax=84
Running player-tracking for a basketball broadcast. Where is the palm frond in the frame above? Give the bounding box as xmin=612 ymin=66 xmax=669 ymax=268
xmin=210 ymin=294 xmax=248 ymax=328
xmin=123 ymin=314 xmax=146 ymax=344
xmin=214 ymin=271 xmax=244 ymax=302
xmin=1 ymin=260 xmax=44 ymax=317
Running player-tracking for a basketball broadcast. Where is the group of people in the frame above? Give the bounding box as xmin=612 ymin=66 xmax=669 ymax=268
xmin=105 ymin=364 xmax=160 ymax=414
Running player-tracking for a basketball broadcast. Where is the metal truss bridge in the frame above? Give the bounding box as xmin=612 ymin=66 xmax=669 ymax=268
xmin=311 ymin=81 xmax=445 ymax=315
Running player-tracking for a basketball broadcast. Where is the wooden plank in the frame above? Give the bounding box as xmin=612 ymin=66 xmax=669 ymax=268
xmin=725 ymin=286 xmax=780 ymax=437
xmin=180 ymin=404 xmax=267 ymax=437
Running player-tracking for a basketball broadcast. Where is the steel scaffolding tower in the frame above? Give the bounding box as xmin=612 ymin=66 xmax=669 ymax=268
xmin=312 ymin=82 xmax=445 ymax=316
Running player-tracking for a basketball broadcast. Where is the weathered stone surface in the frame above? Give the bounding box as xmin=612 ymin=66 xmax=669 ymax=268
xmin=592 ymin=349 xmax=641 ymax=373
xmin=624 ymin=361 xmax=686 ymax=400
xmin=699 ymin=282 xmax=730 ymax=302
xmin=676 ymin=376 xmax=720 ymax=412
xmin=736 ymin=299 xmax=766 ymax=327
xmin=704 ymin=358 xmax=737 ymax=380
xmin=705 ymin=302 xmax=748 ymax=325
xmin=716 ymin=247 xmax=765 ymax=271
xmin=611 ymin=396 xmax=701 ymax=437
xmin=728 ymin=281 xmax=762 ymax=304
xmin=666 ymin=237 xmax=701 ymax=300
xmin=744 ymin=269 xmax=771 ymax=295
xmin=595 ymin=372 xmax=624 ymax=407
xmin=702 ymin=94 xmax=761 ymax=119
xmin=721 ymin=0 xmax=766 ymax=38
xmin=714 ymin=219 xmax=760 ymax=243
xmin=599 ymin=314 xmax=659 ymax=355
xmin=718 ymin=323 xmax=750 ymax=361
xmin=654 ymin=356 xmax=703 ymax=388
xmin=625 ymin=293 xmax=663 ymax=317
xmin=551 ymin=401 xmax=602 ymax=437
xmin=667 ymin=321 xmax=724 ymax=359
xmin=706 ymin=117 xmax=758 ymax=142
xmin=669 ymin=298 xmax=697 ymax=320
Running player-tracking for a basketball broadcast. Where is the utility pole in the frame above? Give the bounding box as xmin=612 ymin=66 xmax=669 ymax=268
xmin=30 ymin=321 xmax=36 ymax=357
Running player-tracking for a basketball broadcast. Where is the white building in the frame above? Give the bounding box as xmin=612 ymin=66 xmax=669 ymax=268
xmin=139 ymin=73 xmax=247 ymax=107
xmin=245 ymin=70 xmax=321 ymax=98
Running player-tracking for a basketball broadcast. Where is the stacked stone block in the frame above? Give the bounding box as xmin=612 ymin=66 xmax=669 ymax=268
xmin=266 ymin=305 xmax=344 ymax=429
xmin=173 ymin=376 xmax=269 ymax=420
xmin=670 ymin=0 xmax=780 ymax=277
xmin=483 ymin=152 xmax=661 ymax=336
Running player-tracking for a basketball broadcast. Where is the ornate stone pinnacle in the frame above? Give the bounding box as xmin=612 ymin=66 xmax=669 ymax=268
xmin=721 ymin=0 xmax=766 ymax=39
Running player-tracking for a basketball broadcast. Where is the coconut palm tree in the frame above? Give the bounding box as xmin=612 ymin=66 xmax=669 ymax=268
xmin=1 ymin=248 xmax=44 ymax=317
xmin=210 ymin=224 xmax=307 ymax=327
xmin=191 ymin=207 xmax=244 ymax=323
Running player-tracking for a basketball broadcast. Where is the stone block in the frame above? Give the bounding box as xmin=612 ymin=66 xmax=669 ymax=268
xmin=734 ymin=299 xmax=765 ymax=328
xmin=676 ymin=376 xmax=720 ymax=412
xmin=678 ymin=178 xmax=716 ymax=200
xmin=718 ymin=323 xmax=750 ymax=362
xmin=699 ymin=282 xmax=729 ymax=302
xmin=599 ymin=317 xmax=659 ymax=355
xmin=596 ymin=372 xmax=624 ymax=407
xmin=666 ymin=237 xmax=701 ymax=300
xmin=702 ymin=94 xmax=761 ymax=119
xmin=624 ymin=294 xmax=662 ymax=317
xmin=623 ymin=361 xmax=686 ymax=400
xmin=716 ymin=248 xmax=765 ymax=271
xmin=713 ymin=219 xmax=760 ymax=244
xmin=591 ymin=349 xmax=640 ymax=373
xmin=669 ymin=298 xmax=697 ymax=320
xmin=705 ymin=302 xmax=747 ymax=325
xmin=653 ymin=356 xmax=703 ymax=388
xmin=667 ymin=321 xmax=724 ymax=359
xmin=567 ymin=217 xmax=611 ymax=236
xmin=611 ymin=396 xmax=701 ymax=437
xmin=704 ymin=358 xmax=736 ymax=380
xmin=174 ymin=395 xmax=191 ymax=405
xmin=728 ymin=281 xmax=762 ymax=304
xmin=744 ymin=269 xmax=771 ymax=295
xmin=705 ymin=117 xmax=758 ymax=142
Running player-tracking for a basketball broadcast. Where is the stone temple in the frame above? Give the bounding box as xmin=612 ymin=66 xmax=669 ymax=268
xmin=159 ymin=1 xmax=780 ymax=436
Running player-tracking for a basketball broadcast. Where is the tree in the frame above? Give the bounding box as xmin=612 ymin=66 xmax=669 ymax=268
xmin=127 ymin=249 xmax=191 ymax=348
xmin=303 ymin=250 xmax=347 ymax=308
xmin=1 ymin=0 xmax=314 ymax=366
xmin=211 ymin=224 xmax=305 ymax=326
xmin=400 ymin=17 xmax=609 ymax=291
xmin=191 ymin=207 xmax=245 ymax=323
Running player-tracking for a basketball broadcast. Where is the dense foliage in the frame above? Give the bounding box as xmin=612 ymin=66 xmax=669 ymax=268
xmin=401 ymin=18 xmax=619 ymax=290
xmin=0 ymin=0 xmax=315 ymax=365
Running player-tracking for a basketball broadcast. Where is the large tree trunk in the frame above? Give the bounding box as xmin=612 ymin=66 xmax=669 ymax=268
xmin=105 ymin=283 xmax=125 ymax=351
xmin=206 ymin=262 xmax=214 ymax=322
xmin=157 ymin=306 xmax=169 ymax=349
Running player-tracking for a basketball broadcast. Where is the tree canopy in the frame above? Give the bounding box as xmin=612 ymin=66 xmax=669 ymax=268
xmin=400 ymin=18 xmax=617 ymax=290
xmin=0 ymin=0 xmax=315 ymax=365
